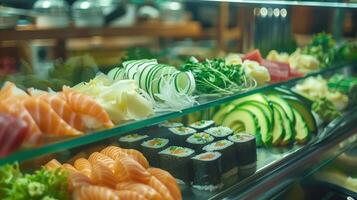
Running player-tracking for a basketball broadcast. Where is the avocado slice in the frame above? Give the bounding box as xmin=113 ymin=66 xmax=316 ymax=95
xmin=221 ymin=108 xmax=261 ymax=145
xmin=293 ymin=109 xmax=310 ymax=144
xmin=272 ymin=103 xmax=294 ymax=146
xmin=282 ymin=96 xmax=317 ymax=134
xmin=267 ymin=94 xmax=295 ymax=123
xmin=272 ymin=107 xmax=284 ymax=145
xmin=236 ymin=102 xmax=272 ymax=146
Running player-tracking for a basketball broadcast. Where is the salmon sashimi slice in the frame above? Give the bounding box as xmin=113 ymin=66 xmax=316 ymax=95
xmin=0 ymin=82 xmax=28 ymax=100
xmin=88 ymin=152 xmax=116 ymax=171
xmin=114 ymin=157 xmax=151 ymax=183
xmin=44 ymin=159 xmax=62 ymax=169
xmin=62 ymin=87 xmax=114 ymax=129
xmin=62 ymin=163 xmax=79 ymax=174
xmin=116 ymin=182 xmax=163 ymax=200
xmin=101 ymin=146 xmax=149 ymax=169
xmin=28 ymin=89 xmax=84 ymax=131
xmin=92 ymin=162 xmax=120 ymax=188
xmin=73 ymin=185 xmax=119 ymax=200
xmin=116 ymin=190 xmax=147 ymax=200
xmin=22 ymin=98 xmax=83 ymax=136
xmin=148 ymin=176 xmax=174 ymax=200
xmin=0 ymin=99 xmax=41 ymax=144
xmin=147 ymin=168 xmax=182 ymax=200
xmin=74 ymin=158 xmax=93 ymax=179
xmin=68 ymin=172 xmax=93 ymax=191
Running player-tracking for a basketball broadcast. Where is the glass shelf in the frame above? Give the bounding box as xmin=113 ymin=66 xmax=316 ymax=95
xmin=0 ymin=63 xmax=353 ymax=165
xmin=198 ymin=0 xmax=357 ymax=9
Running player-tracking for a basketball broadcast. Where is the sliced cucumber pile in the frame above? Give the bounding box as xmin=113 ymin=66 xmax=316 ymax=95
xmin=108 ymin=59 xmax=196 ymax=103
xmin=215 ymin=87 xmax=316 ymax=147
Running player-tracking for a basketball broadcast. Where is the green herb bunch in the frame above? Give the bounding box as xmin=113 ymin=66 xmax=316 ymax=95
xmin=0 ymin=163 xmax=69 ymax=200
xmin=302 ymin=32 xmax=336 ymax=68
xmin=180 ymin=57 xmax=248 ymax=94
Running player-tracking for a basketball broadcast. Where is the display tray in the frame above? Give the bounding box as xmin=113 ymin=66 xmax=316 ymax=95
xmin=0 ymin=63 xmax=352 ymax=166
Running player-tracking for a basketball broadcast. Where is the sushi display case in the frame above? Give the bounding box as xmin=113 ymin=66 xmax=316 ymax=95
xmin=1 ymin=1 xmax=357 ymax=200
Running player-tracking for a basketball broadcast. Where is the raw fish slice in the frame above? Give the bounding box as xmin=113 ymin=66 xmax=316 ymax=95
xmin=147 ymin=168 xmax=182 ymax=200
xmin=101 ymin=146 xmax=149 ymax=169
xmin=88 ymin=152 xmax=116 ymax=171
xmin=44 ymin=159 xmax=62 ymax=169
xmin=68 ymin=172 xmax=93 ymax=190
xmin=0 ymin=99 xmax=41 ymax=144
xmin=148 ymin=176 xmax=174 ymax=200
xmin=116 ymin=182 xmax=163 ymax=200
xmin=62 ymin=163 xmax=79 ymax=174
xmin=116 ymin=190 xmax=147 ymax=200
xmin=74 ymin=158 xmax=93 ymax=178
xmin=0 ymin=82 xmax=28 ymax=100
xmin=22 ymin=98 xmax=83 ymax=136
xmin=62 ymin=87 xmax=114 ymax=128
xmin=92 ymin=162 xmax=120 ymax=188
xmin=73 ymin=185 xmax=119 ymax=200
xmin=114 ymin=157 xmax=151 ymax=183
xmin=28 ymin=89 xmax=83 ymax=131
xmin=0 ymin=114 xmax=28 ymax=157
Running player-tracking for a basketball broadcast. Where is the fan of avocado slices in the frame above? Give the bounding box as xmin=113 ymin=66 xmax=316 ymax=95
xmin=215 ymin=88 xmax=317 ymax=147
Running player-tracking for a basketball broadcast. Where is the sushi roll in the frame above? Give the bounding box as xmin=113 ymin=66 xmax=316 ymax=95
xmin=168 ymin=126 xmax=196 ymax=146
xmin=205 ymin=126 xmax=233 ymax=140
xmin=228 ymin=133 xmax=257 ymax=177
xmin=159 ymin=121 xmax=183 ymax=128
xmin=159 ymin=146 xmax=195 ymax=183
xmin=192 ymin=152 xmax=222 ymax=191
xmin=118 ymin=133 xmax=149 ymax=150
xmin=203 ymin=139 xmax=236 ymax=175
xmin=189 ymin=120 xmax=215 ymax=131
xmin=141 ymin=138 xmax=169 ymax=167
xmin=186 ymin=132 xmax=214 ymax=152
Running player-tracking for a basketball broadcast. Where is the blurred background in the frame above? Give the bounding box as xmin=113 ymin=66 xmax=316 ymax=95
xmin=0 ymin=0 xmax=356 ymax=75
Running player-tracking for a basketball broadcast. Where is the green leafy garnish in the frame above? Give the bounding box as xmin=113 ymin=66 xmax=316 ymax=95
xmin=302 ymin=32 xmax=336 ymax=68
xmin=312 ymin=97 xmax=341 ymax=124
xmin=0 ymin=163 xmax=69 ymax=200
xmin=180 ymin=57 xmax=254 ymax=94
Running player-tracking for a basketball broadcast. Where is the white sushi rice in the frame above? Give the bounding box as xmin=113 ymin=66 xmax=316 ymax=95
xmin=192 ymin=152 xmax=221 ymax=161
xmin=205 ymin=126 xmax=233 ymax=137
xmin=119 ymin=134 xmax=149 ymax=142
xmin=203 ymin=139 xmax=234 ymax=151
xmin=159 ymin=146 xmax=194 ymax=157
xmin=228 ymin=133 xmax=255 ymax=143
xmin=159 ymin=121 xmax=184 ymax=128
xmin=190 ymin=120 xmax=215 ymax=129
xmin=186 ymin=132 xmax=214 ymax=144
xmin=141 ymin=138 xmax=169 ymax=149
xmin=169 ymin=127 xmax=196 ymax=136
xmin=192 ymin=183 xmax=224 ymax=192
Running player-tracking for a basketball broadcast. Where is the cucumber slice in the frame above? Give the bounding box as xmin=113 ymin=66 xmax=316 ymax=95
xmin=136 ymin=62 xmax=158 ymax=89
xmin=293 ymin=109 xmax=310 ymax=144
xmin=221 ymin=108 xmax=261 ymax=146
xmin=272 ymin=107 xmax=284 ymax=145
xmin=174 ymin=71 xmax=195 ymax=94
xmin=107 ymin=67 xmax=124 ymax=80
xmin=272 ymin=103 xmax=294 ymax=146
xmin=236 ymin=102 xmax=272 ymax=146
xmin=267 ymin=94 xmax=295 ymax=123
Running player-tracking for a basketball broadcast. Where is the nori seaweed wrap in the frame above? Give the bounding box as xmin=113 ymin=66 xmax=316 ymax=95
xmin=203 ymin=139 xmax=236 ymax=174
xmin=159 ymin=146 xmax=195 ymax=183
xmin=192 ymin=152 xmax=222 ymax=191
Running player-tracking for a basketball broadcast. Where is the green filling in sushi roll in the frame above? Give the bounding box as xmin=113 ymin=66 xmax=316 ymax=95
xmin=186 ymin=132 xmax=215 ymax=151
xmin=205 ymin=126 xmax=233 ymax=138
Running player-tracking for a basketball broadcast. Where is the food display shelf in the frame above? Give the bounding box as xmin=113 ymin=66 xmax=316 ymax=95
xmin=200 ymin=0 xmax=357 ymax=8
xmin=0 ymin=63 xmax=352 ymax=166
